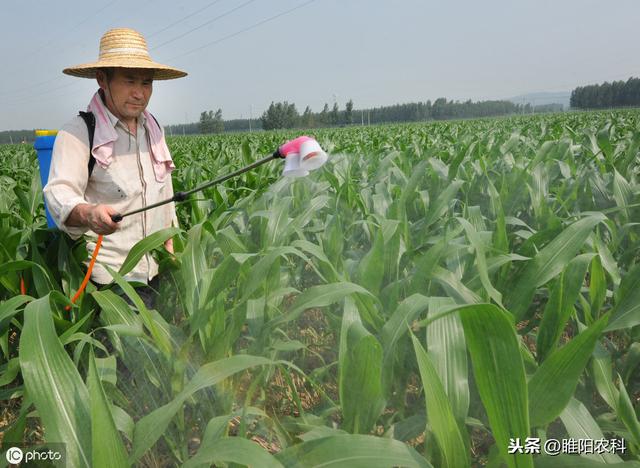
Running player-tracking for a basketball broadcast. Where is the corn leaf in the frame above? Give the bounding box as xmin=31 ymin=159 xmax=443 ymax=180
xmin=457 ymin=304 xmax=532 ymax=468
xmin=87 ymin=349 xmax=129 ymax=467
xmin=507 ymin=214 xmax=605 ymax=319
xmin=274 ymin=434 xmax=433 ymax=467
xmin=118 ymin=226 xmax=180 ymax=277
xmin=411 ymin=333 xmax=469 ymax=468
xmin=183 ymin=437 xmax=283 ymax=468
xmin=130 ymin=354 xmax=274 ymax=462
xmin=528 ymin=313 xmax=609 ymax=428
xmin=19 ymin=295 xmax=92 ymax=468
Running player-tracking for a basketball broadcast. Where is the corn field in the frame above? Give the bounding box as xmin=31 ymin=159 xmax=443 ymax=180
xmin=1 ymin=110 xmax=640 ymax=467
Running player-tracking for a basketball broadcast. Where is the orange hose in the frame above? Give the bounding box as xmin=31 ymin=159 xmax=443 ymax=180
xmin=65 ymin=234 xmax=103 ymax=311
xmin=20 ymin=276 xmax=26 ymax=295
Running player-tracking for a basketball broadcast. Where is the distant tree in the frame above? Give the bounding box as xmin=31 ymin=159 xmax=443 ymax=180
xmin=431 ymin=97 xmax=447 ymax=120
xmin=318 ymin=103 xmax=329 ymax=126
xmin=261 ymin=101 xmax=299 ymax=130
xmin=199 ymin=109 xmax=224 ymax=133
xmin=199 ymin=111 xmax=213 ymax=133
xmin=570 ymin=77 xmax=640 ymax=109
xmin=213 ymin=108 xmax=224 ymax=133
xmin=330 ymin=102 xmax=340 ymax=125
xmin=345 ymin=99 xmax=354 ymax=125
xmin=301 ymin=105 xmax=315 ymax=128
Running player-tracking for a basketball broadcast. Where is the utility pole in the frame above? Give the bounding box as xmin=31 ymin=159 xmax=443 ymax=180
xmin=367 ymin=110 xmax=370 ymax=126
xmin=249 ymin=105 xmax=252 ymax=132
xmin=361 ymin=110 xmax=364 ymax=126
xmin=184 ymin=113 xmax=187 ymax=136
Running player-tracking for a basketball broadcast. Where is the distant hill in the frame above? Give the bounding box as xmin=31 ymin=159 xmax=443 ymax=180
xmin=508 ymin=91 xmax=571 ymax=109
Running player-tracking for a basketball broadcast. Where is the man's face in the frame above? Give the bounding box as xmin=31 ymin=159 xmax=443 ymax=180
xmin=97 ymin=68 xmax=154 ymax=123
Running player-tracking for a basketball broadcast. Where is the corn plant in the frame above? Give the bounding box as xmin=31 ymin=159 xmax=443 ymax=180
xmin=1 ymin=110 xmax=639 ymax=467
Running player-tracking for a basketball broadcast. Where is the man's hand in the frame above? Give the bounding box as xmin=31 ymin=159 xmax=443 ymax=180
xmin=164 ymin=238 xmax=174 ymax=254
xmin=66 ymin=203 xmax=121 ymax=235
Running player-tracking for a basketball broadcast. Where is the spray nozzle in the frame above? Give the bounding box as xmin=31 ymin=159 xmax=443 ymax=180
xmin=277 ymin=136 xmax=328 ymax=177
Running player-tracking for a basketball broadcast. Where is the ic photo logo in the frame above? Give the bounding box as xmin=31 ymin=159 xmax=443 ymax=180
xmin=5 ymin=445 xmax=65 ymax=466
xmin=6 ymin=447 xmax=23 ymax=464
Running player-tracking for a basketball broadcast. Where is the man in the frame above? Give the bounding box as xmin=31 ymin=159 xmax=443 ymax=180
xmin=44 ymin=28 xmax=187 ymax=302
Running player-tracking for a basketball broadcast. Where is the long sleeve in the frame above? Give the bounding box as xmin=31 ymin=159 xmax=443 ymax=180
xmin=43 ymin=118 xmax=91 ymax=239
xmin=164 ymin=175 xmax=179 ymax=229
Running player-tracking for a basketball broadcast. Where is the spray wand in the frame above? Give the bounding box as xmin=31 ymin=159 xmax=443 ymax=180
xmin=66 ymin=136 xmax=328 ymax=309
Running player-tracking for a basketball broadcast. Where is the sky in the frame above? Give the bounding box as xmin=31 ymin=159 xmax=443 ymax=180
xmin=1 ymin=0 xmax=638 ymax=131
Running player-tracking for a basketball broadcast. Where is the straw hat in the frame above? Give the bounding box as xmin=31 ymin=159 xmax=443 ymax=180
xmin=63 ymin=28 xmax=187 ymax=80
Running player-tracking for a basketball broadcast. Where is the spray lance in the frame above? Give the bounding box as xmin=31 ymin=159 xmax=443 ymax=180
xmin=110 ymin=136 xmax=327 ymax=222
xmin=66 ymin=136 xmax=328 ymax=309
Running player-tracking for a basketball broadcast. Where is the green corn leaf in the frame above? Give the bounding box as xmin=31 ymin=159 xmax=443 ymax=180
xmin=118 ymin=226 xmax=180 ymax=277
xmin=507 ymin=214 xmax=605 ymax=320
xmin=379 ymin=294 xmax=431 ymax=392
xmin=426 ymin=297 xmax=469 ymax=428
xmin=341 ymin=321 xmax=385 ymax=434
xmin=19 ymin=295 xmax=92 ymax=468
xmin=92 ymin=289 xmax=143 ymax=331
xmin=183 ymin=437 xmax=283 ymax=468
xmin=424 ymin=180 xmax=463 ymax=228
xmin=617 ymin=375 xmax=640 ymax=447
xmin=0 ymin=294 xmax=32 ymax=336
xmin=591 ymin=341 xmax=619 ymax=411
xmin=0 ymin=260 xmax=56 ymax=293
xmin=528 ymin=313 xmax=610 ymax=428
xmin=432 ymin=266 xmax=482 ymax=304
xmin=105 ymin=266 xmax=172 ymax=356
xmin=458 ymin=217 xmax=502 ymax=305
xmin=130 ymin=354 xmax=274 ymax=463
xmin=268 ymin=281 xmax=374 ymax=329
xmin=457 ymin=303 xmax=532 ymax=468
xmin=274 ymin=434 xmax=433 ymax=468
xmin=605 ymin=262 xmax=640 ymax=331
xmin=589 ymin=255 xmax=607 ymax=319
xmin=623 ymin=343 xmax=640 ymax=384
xmin=411 ymin=333 xmax=469 ymax=468
xmin=560 ymin=397 xmax=622 ymax=464
xmin=87 ymin=349 xmax=129 ymax=468
xmin=357 ymin=229 xmax=385 ymax=295
xmin=0 ymin=358 xmax=20 ymax=386
xmin=536 ymin=254 xmax=593 ymax=363
xmin=613 ymin=169 xmax=633 ymax=221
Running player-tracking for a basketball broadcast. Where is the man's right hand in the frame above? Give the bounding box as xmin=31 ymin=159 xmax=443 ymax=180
xmin=66 ymin=203 xmax=121 ymax=235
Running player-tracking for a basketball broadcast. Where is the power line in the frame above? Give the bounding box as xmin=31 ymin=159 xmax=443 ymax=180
xmin=0 ymin=76 xmax=66 ymax=98
xmin=147 ymin=0 xmax=226 ymax=38
xmin=167 ymin=0 xmax=319 ymax=62
xmin=0 ymin=0 xmax=165 ymax=99
xmin=1 ymin=0 xmax=321 ymax=111
xmin=151 ymin=0 xmax=258 ymax=51
xmin=0 ymin=81 xmax=78 ymax=107
xmin=4 ymin=0 xmax=120 ymax=77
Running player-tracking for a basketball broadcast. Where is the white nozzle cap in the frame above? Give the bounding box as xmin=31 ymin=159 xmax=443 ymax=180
xmin=299 ymin=139 xmax=328 ymax=171
xmin=282 ymin=153 xmax=310 ymax=178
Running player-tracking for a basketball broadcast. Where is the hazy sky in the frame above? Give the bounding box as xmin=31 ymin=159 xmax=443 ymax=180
xmin=1 ymin=0 xmax=637 ymax=131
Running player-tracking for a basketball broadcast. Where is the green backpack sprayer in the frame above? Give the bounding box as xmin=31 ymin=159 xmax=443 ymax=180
xmin=35 ymin=127 xmax=328 ymax=308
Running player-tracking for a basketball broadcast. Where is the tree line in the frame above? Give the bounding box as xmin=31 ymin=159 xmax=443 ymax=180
xmin=258 ymin=98 xmax=535 ymax=130
xmin=570 ymin=77 xmax=640 ymax=109
xmin=0 ymin=96 xmax=561 ymax=144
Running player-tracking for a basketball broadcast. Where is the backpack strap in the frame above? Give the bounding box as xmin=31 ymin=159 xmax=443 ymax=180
xmin=148 ymin=112 xmax=160 ymax=129
xmin=78 ymin=111 xmax=97 ymax=176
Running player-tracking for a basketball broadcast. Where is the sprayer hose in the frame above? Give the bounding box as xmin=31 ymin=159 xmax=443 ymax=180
xmin=65 ymin=234 xmax=103 ymax=311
